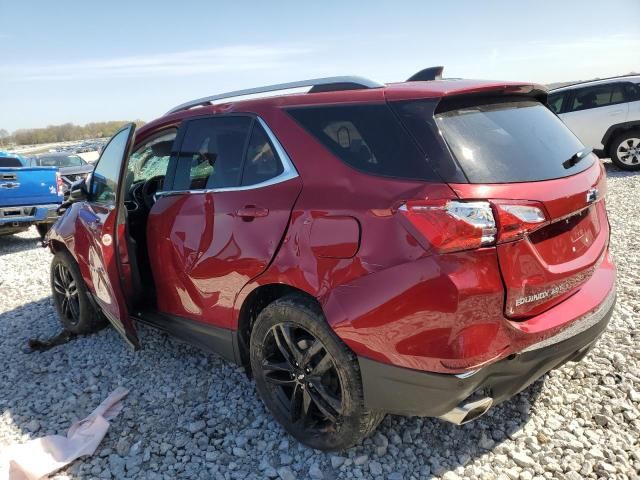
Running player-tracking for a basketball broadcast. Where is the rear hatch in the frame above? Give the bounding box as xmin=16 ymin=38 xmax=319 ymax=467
xmin=393 ymin=95 xmax=609 ymax=318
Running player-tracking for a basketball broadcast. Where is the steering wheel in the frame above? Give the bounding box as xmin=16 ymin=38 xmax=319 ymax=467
xmin=140 ymin=175 xmax=165 ymax=210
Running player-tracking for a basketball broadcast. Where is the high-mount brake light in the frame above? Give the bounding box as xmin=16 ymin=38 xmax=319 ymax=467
xmin=398 ymin=200 xmax=496 ymax=253
xmin=398 ymin=200 xmax=549 ymax=253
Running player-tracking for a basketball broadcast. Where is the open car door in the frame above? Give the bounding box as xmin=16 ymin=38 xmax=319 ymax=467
xmin=80 ymin=123 xmax=139 ymax=348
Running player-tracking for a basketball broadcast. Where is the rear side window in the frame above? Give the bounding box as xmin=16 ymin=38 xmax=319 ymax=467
xmin=434 ymin=100 xmax=591 ymax=183
xmin=287 ymin=104 xmax=439 ymax=181
xmin=548 ymin=92 xmax=566 ymax=113
xmin=568 ymin=84 xmax=626 ymax=112
xmin=241 ymin=124 xmax=283 ymax=186
xmin=624 ymin=82 xmax=640 ymax=101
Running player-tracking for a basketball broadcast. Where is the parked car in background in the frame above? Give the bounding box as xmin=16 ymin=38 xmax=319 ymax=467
xmin=548 ymin=75 xmax=640 ymax=170
xmin=28 ymin=152 xmax=94 ymax=193
xmin=0 ymin=151 xmax=63 ymax=238
xmin=46 ymin=69 xmax=615 ymax=450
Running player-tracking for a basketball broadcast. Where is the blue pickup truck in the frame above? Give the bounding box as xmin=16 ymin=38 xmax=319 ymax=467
xmin=0 ymin=151 xmax=63 ymax=238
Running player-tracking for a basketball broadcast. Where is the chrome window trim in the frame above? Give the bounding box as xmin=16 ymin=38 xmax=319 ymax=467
xmin=155 ymin=117 xmax=298 ymax=199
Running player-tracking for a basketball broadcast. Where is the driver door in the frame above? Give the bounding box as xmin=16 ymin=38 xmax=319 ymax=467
xmin=76 ymin=124 xmax=139 ymax=348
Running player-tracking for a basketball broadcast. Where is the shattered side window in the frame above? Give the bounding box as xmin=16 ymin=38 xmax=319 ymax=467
xmin=125 ymin=130 xmax=176 ymax=193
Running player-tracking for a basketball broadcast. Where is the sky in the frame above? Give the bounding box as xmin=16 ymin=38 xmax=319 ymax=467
xmin=1 ymin=0 xmax=639 ymax=131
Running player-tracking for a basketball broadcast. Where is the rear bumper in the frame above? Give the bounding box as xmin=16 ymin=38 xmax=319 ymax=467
xmin=358 ymin=287 xmax=615 ymax=417
xmin=0 ymin=204 xmax=59 ymax=228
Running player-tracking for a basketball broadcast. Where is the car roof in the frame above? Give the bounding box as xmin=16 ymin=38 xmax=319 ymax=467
xmin=549 ymin=74 xmax=640 ymax=93
xmin=137 ymin=77 xmax=547 ymax=141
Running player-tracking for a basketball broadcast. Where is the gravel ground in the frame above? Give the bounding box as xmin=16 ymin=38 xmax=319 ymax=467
xmin=0 ymin=160 xmax=638 ymax=480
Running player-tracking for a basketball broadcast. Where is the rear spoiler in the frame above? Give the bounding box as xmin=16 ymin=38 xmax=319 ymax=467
xmin=434 ymin=84 xmax=549 ymax=114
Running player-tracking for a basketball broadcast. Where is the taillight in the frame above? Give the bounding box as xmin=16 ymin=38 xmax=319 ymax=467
xmin=56 ymin=172 xmax=64 ymax=196
xmin=398 ymin=200 xmax=496 ymax=253
xmin=398 ymin=199 xmax=548 ymax=253
xmin=493 ymin=202 xmax=547 ymax=243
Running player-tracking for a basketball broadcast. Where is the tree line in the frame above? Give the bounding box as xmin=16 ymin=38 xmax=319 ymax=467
xmin=0 ymin=121 xmax=145 ymax=146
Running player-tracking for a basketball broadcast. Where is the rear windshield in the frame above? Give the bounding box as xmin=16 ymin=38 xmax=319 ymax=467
xmin=286 ymin=104 xmax=439 ymax=181
xmin=37 ymin=155 xmax=84 ymax=167
xmin=0 ymin=157 xmax=22 ymax=167
xmin=433 ymin=100 xmax=591 ymax=183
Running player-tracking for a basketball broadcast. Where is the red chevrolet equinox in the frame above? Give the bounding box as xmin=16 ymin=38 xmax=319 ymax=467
xmin=45 ymin=67 xmax=616 ymax=451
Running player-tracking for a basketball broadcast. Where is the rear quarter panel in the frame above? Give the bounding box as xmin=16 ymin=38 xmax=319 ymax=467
xmin=230 ymin=106 xmax=473 ymax=369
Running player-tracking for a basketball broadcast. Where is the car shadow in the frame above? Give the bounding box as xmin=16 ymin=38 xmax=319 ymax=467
xmin=369 ymin=379 xmax=544 ymax=477
xmin=0 ymin=229 xmax=41 ymax=257
xmin=603 ymin=158 xmax=640 ymax=178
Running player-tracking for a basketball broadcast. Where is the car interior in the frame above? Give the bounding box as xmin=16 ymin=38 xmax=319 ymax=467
xmin=122 ymin=131 xmax=176 ymax=308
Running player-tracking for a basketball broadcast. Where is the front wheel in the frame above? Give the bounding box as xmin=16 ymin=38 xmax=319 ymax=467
xmin=609 ymin=130 xmax=640 ymax=170
xmin=250 ymin=294 xmax=384 ymax=451
xmin=50 ymin=251 xmax=107 ymax=334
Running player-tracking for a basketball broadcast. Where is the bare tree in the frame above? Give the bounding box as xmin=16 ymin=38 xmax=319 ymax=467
xmin=0 ymin=129 xmax=9 ymax=148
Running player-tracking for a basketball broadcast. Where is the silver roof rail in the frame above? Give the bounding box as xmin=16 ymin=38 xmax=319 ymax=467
xmin=165 ymin=76 xmax=383 ymax=115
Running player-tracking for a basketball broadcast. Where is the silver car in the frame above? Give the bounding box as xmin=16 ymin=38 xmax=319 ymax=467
xmin=548 ymin=75 xmax=640 ymax=170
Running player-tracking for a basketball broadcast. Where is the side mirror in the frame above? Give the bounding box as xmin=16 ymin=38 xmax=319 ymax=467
xmin=57 ymin=175 xmax=90 ymax=214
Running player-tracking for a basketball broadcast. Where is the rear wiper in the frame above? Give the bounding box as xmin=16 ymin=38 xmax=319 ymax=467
xmin=563 ymin=147 xmax=592 ymax=169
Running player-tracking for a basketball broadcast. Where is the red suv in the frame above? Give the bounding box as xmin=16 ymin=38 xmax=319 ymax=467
xmin=45 ymin=69 xmax=616 ymax=451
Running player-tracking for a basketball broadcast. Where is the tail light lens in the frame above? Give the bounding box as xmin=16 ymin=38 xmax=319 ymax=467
xmin=493 ymin=202 xmax=547 ymax=243
xmin=398 ymin=199 xmax=548 ymax=253
xmin=56 ymin=172 xmax=64 ymax=196
xmin=398 ymin=200 xmax=496 ymax=253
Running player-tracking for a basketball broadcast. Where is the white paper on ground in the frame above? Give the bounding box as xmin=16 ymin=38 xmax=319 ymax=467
xmin=0 ymin=387 xmax=129 ymax=480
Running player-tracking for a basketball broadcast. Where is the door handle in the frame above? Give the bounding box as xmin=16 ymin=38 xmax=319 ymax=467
xmin=609 ymin=109 xmax=624 ymax=115
xmin=236 ymin=206 xmax=269 ymax=221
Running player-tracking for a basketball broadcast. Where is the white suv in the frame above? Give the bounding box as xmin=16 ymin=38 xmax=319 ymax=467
xmin=548 ymin=75 xmax=640 ymax=170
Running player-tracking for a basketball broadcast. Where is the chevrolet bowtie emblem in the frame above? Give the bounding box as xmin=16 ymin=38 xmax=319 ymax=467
xmin=586 ymin=187 xmax=598 ymax=204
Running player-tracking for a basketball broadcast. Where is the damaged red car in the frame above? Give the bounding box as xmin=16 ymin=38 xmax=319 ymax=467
xmin=45 ymin=67 xmax=616 ymax=451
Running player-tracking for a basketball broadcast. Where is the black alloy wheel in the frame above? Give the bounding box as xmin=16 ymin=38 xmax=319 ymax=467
xmin=52 ymin=262 xmax=80 ymax=325
xmin=261 ymin=322 xmax=344 ymax=431
xmin=250 ymin=294 xmax=384 ymax=451
xmin=50 ymin=251 xmax=107 ymax=334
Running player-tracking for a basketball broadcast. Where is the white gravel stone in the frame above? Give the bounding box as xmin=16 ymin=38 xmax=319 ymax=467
xmin=0 ymin=160 xmax=638 ymax=479
xmin=369 ymin=460 xmax=383 ymax=476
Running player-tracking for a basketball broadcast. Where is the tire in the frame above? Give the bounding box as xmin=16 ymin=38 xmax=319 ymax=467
xmin=609 ymin=129 xmax=640 ymax=171
xmin=36 ymin=223 xmax=52 ymax=240
xmin=250 ymin=294 xmax=384 ymax=451
xmin=50 ymin=250 xmax=107 ymax=334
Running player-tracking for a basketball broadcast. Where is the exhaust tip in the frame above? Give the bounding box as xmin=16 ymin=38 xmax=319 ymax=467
xmin=438 ymin=397 xmax=493 ymax=425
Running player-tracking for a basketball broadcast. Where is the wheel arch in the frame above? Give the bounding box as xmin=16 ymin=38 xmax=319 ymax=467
xmin=601 ymin=121 xmax=640 ymax=151
xmin=48 ymin=238 xmax=70 ymax=255
xmin=234 ymin=283 xmax=323 ymax=367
